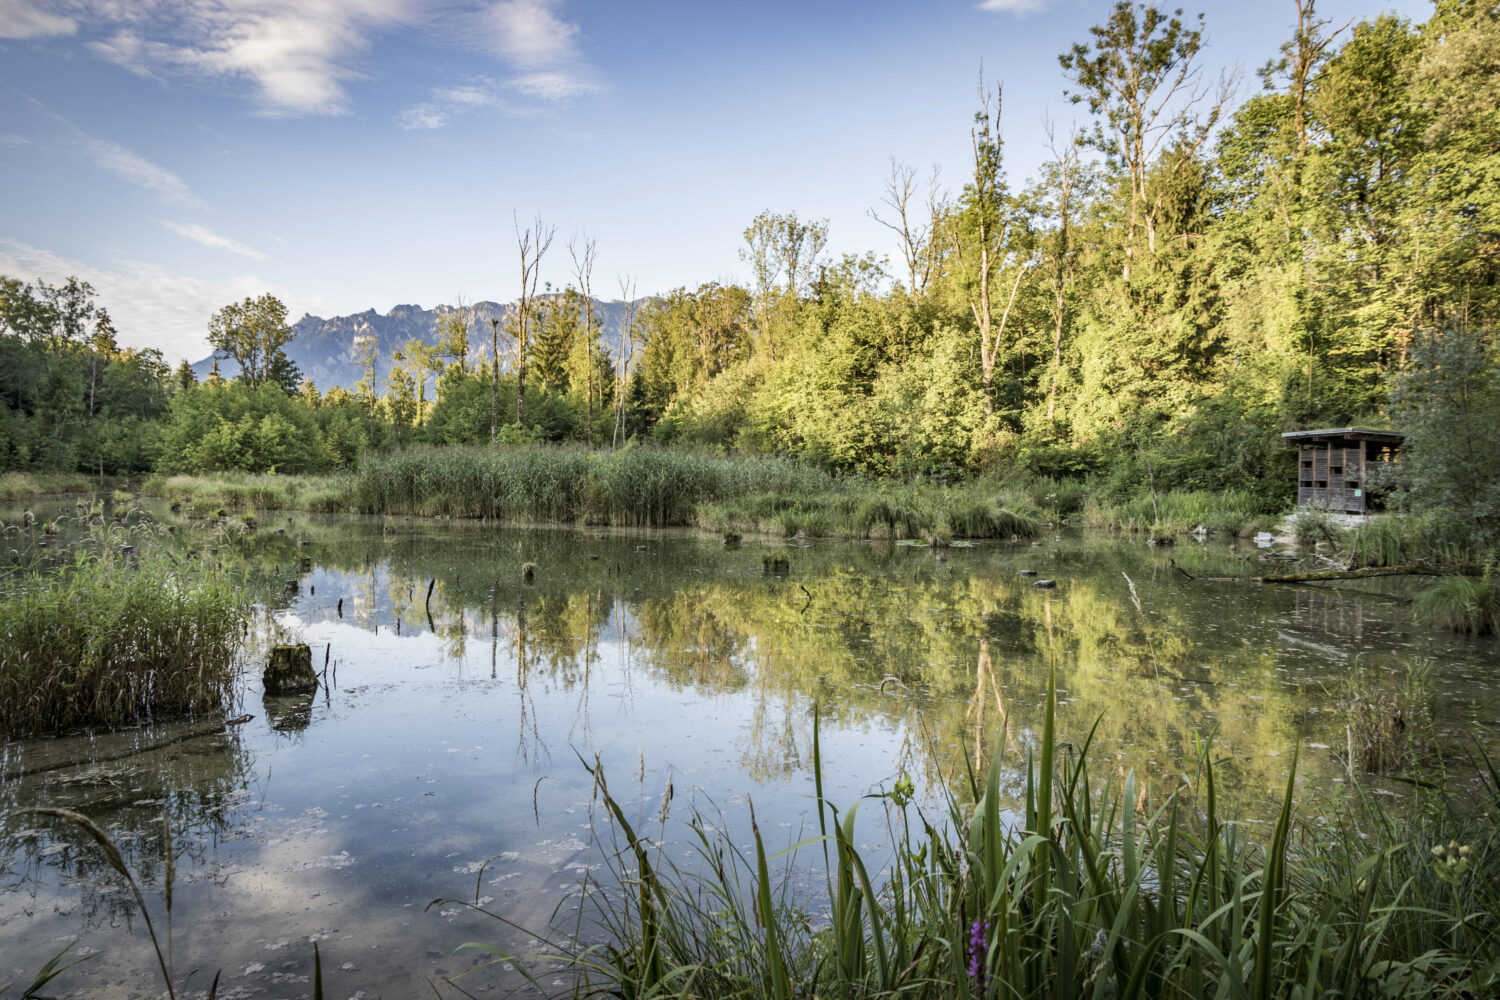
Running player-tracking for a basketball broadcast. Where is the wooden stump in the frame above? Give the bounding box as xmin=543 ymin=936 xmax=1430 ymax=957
xmin=264 ymin=644 xmax=317 ymax=695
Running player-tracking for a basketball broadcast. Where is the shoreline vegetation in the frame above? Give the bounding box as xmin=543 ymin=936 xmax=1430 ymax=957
xmin=5 ymin=448 xmax=1286 ymax=541
xmin=511 ymin=687 xmax=1500 ymax=1000
xmin=0 ymin=521 xmax=246 ymax=737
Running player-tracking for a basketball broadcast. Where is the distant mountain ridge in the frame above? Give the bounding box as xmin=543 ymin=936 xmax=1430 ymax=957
xmin=191 ymin=298 xmax=637 ymax=391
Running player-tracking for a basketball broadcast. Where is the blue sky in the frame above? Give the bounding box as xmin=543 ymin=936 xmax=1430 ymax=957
xmin=1 ymin=0 xmax=1432 ymax=365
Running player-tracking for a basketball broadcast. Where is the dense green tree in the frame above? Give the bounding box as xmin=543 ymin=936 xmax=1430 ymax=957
xmin=207 ymin=294 xmax=300 ymax=391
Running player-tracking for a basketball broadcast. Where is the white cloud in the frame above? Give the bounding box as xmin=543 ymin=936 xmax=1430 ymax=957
xmin=0 ymin=237 xmax=328 ymax=361
xmin=0 ymin=0 xmax=76 ymax=39
xmin=396 ymin=102 xmax=447 ymax=130
xmin=975 ymin=0 xmax=1050 ymax=12
xmin=80 ymin=133 xmax=203 ymax=207
xmin=0 ymin=134 xmax=34 ymax=145
xmin=482 ymin=0 xmax=578 ymax=69
xmin=68 ymin=0 xmax=413 ymax=116
xmin=396 ymin=77 xmax=533 ymax=130
xmin=162 ymin=220 xmax=269 ymax=259
xmin=506 ymin=69 xmax=596 ymax=100
xmin=479 ymin=0 xmax=601 ymax=103
xmin=434 ymin=83 xmax=498 ymax=107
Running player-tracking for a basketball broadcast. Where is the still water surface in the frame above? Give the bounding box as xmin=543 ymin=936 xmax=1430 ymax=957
xmin=2 ymin=509 xmax=1496 ymax=997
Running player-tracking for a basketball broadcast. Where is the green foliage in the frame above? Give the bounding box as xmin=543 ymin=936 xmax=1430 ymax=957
xmin=156 ymin=381 xmax=335 ymax=474
xmin=1389 ymin=326 xmax=1500 ymax=543
xmin=206 ymin=293 xmax=299 ymax=392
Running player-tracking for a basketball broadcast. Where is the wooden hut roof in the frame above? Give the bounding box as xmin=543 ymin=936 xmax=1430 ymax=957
xmin=1280 ymin=427 xmax=1405 ymax=444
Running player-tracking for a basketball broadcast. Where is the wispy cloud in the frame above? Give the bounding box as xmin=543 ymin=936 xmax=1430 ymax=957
xmin=52 ymin=0 xmax=412 ymax=116
xmin=81 ymin=133 xmax=203 ymax=207
xmin=162 ymin=220 xmax=268 ymax=259
xmin=397 ymin=102 xmax=449 ymax=130
xmin=396 ymin=76 xmax=535 ymax=130
xmin=0 ymin=0 xmax=76 ymax=39
xmin=0 ymin=237 xmax=328 ymax=362
xmin=975 ymin=0 xmax=1051 ymax=13
xmin=508 ymin=69 xmax=595 ymax=100
xmin=479 ymin=0 xmax=602 ymax=102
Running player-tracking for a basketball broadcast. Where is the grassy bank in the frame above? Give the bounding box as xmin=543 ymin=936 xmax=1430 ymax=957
xmin=0 ymin=471 xmax=101 ymax=502
xmin=478 ymin=676 xmax=1498 ymax=1000
xmin=0 ymin=525 xmax=247 ymax=735
xmin=139 ymin=471 xmax=347 ymax=515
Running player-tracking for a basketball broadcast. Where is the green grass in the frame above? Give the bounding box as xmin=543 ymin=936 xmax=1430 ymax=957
xmin=0 ymin=525 xmax=247 ymax=735
xmin=1352 ymin=512 xmax=1480 ymax=569
xmin=139 ymin=471 xmax=348 ymax=513
xmin=458 ymin=673 xmax=1500 ymax=1000
xmin=0 ymin=471 xmax=98 ymax=501
xmin=1081 ymin=488 xmax=1275 ymax=536
xmin=1414 ymin=570 xmax=1500 ymax=635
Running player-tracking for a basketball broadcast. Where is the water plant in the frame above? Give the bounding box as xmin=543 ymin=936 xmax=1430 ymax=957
xmin=457 ymin=670 xmax=1499 ymax=999
xmin=1413 ymin=564 xmax=1500 ymax=635
xmin=0 ymin=524 xmax=247 ymax=735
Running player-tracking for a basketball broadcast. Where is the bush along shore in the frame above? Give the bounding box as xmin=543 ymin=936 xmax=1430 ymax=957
xmin=460 ymin=674 xmax=1499 ymax=1000
xmin=0 ymin=520 xmax=247 ymax=736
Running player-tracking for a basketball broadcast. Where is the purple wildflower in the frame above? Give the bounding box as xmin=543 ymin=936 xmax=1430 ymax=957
xmin=968 ymin=917 xmax=990 ymax=994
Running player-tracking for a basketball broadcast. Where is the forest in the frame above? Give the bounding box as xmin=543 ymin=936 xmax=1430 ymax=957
xmin=2 ymin=0 xmax=1497 ymax=538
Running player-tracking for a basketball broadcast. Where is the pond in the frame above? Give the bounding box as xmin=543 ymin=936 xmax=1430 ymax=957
xmin=2 ymin=505 xmax=1497 ymax=997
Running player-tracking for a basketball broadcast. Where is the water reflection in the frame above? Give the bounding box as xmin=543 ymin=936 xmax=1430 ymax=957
xmin=2 ymin=504 xmax=1497 ymax=996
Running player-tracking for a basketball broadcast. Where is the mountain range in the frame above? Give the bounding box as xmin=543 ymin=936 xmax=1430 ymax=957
xmin=191 ymin=298 xmax=638 ymax=391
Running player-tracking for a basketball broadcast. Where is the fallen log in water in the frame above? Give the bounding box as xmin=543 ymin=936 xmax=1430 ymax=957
xmin=1170 ymin=560 xmax=1481 ymax=584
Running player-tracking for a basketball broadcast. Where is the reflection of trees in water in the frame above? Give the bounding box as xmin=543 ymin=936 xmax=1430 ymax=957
xmin=0 ymin=723 xmax=253 ymax=931
xmin=200 ymin=515 xmax=1418 ymax=806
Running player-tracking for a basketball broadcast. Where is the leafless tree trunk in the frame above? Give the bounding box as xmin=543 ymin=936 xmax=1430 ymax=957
xmin=869 ymin=159 xmax=942 ymax=297
xmin=489 ymin=316 xmax=501 ymax=445
xmin=513 ymin=214 xmax=556 ymax=427
xmin=613 ymin=276 xmax=638 ymax=449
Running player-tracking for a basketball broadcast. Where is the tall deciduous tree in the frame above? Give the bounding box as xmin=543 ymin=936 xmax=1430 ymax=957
xmin=207 ymin=294 xmax=299 ymax=391
xmin=947 ymin=81 xmax=1034 ymax=412
xmin=1060 ymin=2 xmax=1229 ymax=276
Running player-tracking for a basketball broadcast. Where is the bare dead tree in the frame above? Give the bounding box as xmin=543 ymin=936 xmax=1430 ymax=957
xmin=612 ymin=275 xmax=638 ymax=450
xmin=488 ymin=315 xmax=502 ymax=444
xmin=869 ymin=158 xmax=942 ymax=297
xmin=512 ymin=214 xmax=556 ymax=428
xmin=570 ymin=234 xmax=599 ymax=447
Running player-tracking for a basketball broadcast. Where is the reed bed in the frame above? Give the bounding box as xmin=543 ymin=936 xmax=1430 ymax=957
xmin=348 ymin=446 xmax=836 ymax=525
xmin=465 ymin=672 xmax=1499 ymax=1000
xmin=0 ymin=527 xmax=247 ymax=735
xmin=1352 ymin=512 xmax=1480 ymax=569
xmin=1082 ymin=488 xmax=1274 ymax=536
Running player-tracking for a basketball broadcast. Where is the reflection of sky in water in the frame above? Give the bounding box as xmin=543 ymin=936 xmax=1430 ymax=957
xmin=2 ymin=513 xmax=1498 ymax=996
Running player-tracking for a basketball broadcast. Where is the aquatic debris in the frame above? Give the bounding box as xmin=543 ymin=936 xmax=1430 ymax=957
xmin=264 ymin=644 xmax=317 ymax=695
xmin=1032 ymin=578 xmax=1057 ymax=589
